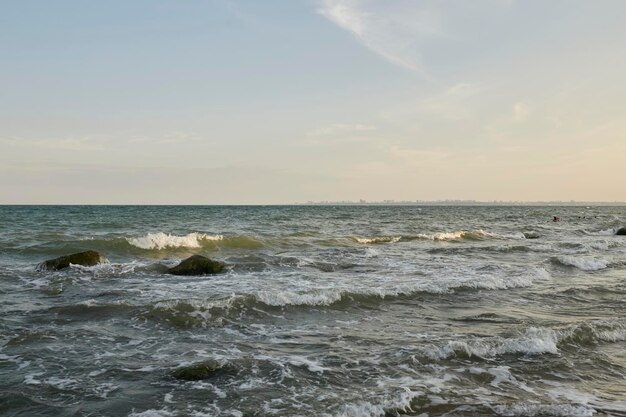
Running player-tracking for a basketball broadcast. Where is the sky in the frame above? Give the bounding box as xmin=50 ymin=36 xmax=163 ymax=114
xmin=1 ymin=0 xmax=626 ymax=204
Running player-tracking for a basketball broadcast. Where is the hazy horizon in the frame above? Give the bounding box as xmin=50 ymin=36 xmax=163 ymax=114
xmin=2 ymin=1 xmax=626 ymax=204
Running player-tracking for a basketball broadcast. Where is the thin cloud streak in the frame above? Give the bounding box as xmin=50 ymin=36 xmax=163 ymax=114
xmin=307 ymin=123 xmax=377 ymax=136
xmin=317 ymin=0 xmax=439 ymax=79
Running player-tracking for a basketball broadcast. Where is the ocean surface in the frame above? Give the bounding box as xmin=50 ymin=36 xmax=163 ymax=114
xmin=1 ymin=205 xmax=625 ymax=417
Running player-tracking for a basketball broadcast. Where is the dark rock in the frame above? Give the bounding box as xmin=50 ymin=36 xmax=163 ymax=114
xmin=171 ymin=359 xmax=224 ymax=381
xmin=37 ymin=250 xmax=106 ymax=271
xmin=167 ymin=255 xmax=224 ymax=276
xmin=523 ymin=231 xmax=541 ymax=239
xmin=616 ymin=227 xmax=626 ymax=236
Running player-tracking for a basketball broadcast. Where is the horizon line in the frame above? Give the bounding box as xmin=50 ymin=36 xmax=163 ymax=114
xmin=1 ymin=201 xmax=626 ymax=207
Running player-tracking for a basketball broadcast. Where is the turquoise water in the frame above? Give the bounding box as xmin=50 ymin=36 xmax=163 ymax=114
xmin=1 ymin=205 xmax=625 ymax=416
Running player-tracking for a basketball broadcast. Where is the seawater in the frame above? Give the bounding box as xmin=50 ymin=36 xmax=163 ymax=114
xmin=0 ymin=205 xmax=625 ymax=417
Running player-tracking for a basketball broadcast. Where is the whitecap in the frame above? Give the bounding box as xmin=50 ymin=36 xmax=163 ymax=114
xmin=425 ymin=327 xmax=559 ymax=360
xmin=418 ymin=229 xmax=524 ymax=241
xmin=127 ymin=410 xmax=174 ymax=417
xmin=354 ymin=236 xmax=401 ymax=244
xmin=556 ymin=256 xmax=608 ymax=271
xmin=287 ymin=355 xmax=329 ymax=373
xmin=493 ymin=402 xmax=595 ymax=417
xmin=127 ymin=232 xmax=223 ymax=250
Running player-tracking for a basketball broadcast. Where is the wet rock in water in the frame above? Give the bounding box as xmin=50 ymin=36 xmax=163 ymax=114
xmin=523 ymin=231 xmax=541 ymax=239
xmin=616 ymin=227 xmax=626 ymax=236
xmin=37 ymin=250 xmax=106 ymax=271
xmin=167 ymin=255 xmax=224 ymax=276
xmin=171 ymin=359 xmax=224 ymax=381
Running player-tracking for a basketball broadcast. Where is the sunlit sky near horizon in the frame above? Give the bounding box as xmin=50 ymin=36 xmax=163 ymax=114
xmin=2 ymin=0 xmax=626 ymax=204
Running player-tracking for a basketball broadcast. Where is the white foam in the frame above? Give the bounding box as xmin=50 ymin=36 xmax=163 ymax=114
xmin=127 ymin=232 xmax=223 ymax=250
xmin=418 ymin=229 xmax=524 ymax=241
xmin=592 ymin=228 xmax=619 ymax=236
xmin=252 ymin=267 xmax=550 ymax=307
xmin=587 ymin=240 xmax=611 ymax=250
xmin=256 ymin=289 xmax=344 ymax=306
xmin=45 ymin=376 xmax=79 ymax=390
xmin=353 ymin=229 xmax=517 ymax=244
xmin=354 ymin=236 xmax=401 ymax=244
xmin=557 ymin=255 xmax=608 ymax=271
xmin=287 ymin=355 xmax=328 ymax=373
xmin=425 ymin=327 xmax=559 ymax=360
xmin=597 ymin=327 xmax=626 ymax=342
xmin=493 ymin=402 xmax=595 ymax=417
xmin=333 ymin=388 xmax=423 ymax=417
xmin=92 ymin=382 xmax=118 ymax=399
xmin=128 ymin=410 xmax=174 ymax=417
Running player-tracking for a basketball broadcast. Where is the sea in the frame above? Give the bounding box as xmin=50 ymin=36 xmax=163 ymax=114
xmin=0 ymin=205 xmax=625 ymax=417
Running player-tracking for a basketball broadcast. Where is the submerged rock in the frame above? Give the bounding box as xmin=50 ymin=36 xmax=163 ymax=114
xmin=616 ymin=227 xmax=626 ymax=236
xmin=171 ymin=359 xmax=225 ymax=381
xmin=523 ymin=231 xmax=541 ymax=239
xmin=167 ymin=255 xmax=224 ymax=276
xmin=37 ymin=250 xmax=106 ymax=271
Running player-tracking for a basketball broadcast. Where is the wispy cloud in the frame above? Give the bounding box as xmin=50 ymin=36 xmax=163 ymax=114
xmin=317 ymin=0 xmax=448 ymax=77
xmin=307 ymin=123 xmax=376 ymax=136
xmin=317 ymin=0 xmax=517 ymax=79
xmin=513 ymin=101 xmax=530 ymax=122
xmin=380 ymin=82 xmax=481 ymax=124
xmin=0 ymin=137 xmax=104 ymax=151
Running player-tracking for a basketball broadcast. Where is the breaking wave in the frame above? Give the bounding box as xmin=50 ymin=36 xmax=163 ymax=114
xmin=125 ymin=232 xmax=263 ymax=250
xmin=424 ymin=320 xmax=626 ymax=361
xmin=353 ymin=236 xmax=401 ymax=244
xmin=353 ymin=230 xmax=526 ymax=244
xmin=127 ymin=232 xmax=223 ymax=249
xmin=553 ymin=255 xmax=609 ymax=271
xmin=135 ymin=268 xmax=550 ymax=327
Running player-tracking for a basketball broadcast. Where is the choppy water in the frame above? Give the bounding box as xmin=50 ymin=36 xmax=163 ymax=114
xmin=1 ymin=205 xmax=625 ymax=417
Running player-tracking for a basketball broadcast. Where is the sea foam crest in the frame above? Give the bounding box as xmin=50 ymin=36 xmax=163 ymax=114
xmin=332 ymin=387 xmax=423 ymax=417
xmin=127 ymin=232 xmax=223 ymax=250
xmin=493 ymin=402 xmax=595 ymax=417
xmin=555 ymin=255 xmax=608 ymax=271
xmin=425 ymin=327 xmax=560 ymax=360
xmin=353 ymin=230 xmax=526 ymax=244
xmin=354 ymin=237 xmax=401 ymax=244
xmin=426 ymin=230 xmax=491 ymax=241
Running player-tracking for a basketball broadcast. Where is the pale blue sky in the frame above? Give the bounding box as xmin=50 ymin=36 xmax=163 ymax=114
xmin=2 ymin=0 xmax=625 ymax=203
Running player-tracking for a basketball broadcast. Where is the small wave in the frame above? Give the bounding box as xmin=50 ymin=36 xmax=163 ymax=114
xmin=553 ymin=256 xmax=608 ymax=271
xmin=334 ymin=385 xmax=423 ymax=417
xmin=127 ymin=233 xmax=223 ymax=250
xmin=425 ymin=320 xmax=626 ymax=361
xmin=493 ymin=403 xmax=596 ymax=417
xmin=353 ymin=236 xmax=401 ymax=244
xmin=140 ymin=296 xmax=261 ymax=328
xmin=353 ymin=230 xmax=525 ymax=244
xmin=139 ymin=268 xmax=550 ymax=327
xmin=585 ymin=227 xmax=620 ymax=236
xmin=43 ymin=300 xmax=136 ymax=322
xmin=560 ymin=321 xmax=626 ymax=345
xmin=128 ymin=410 xmax=174 ymax=417
xmin=257 ymin=268 xmax=549 ymax=307
xmin=425 ymin=327 xmax=560 ymax=360
xmin=413 ymin=230 xmax=490 ymax=242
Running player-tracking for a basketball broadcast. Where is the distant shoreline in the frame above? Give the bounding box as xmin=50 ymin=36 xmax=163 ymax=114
xmin=298 ymin=201 xmax=626 ymax=207
xmin=1 ymin=202 xmax=625 ymax=207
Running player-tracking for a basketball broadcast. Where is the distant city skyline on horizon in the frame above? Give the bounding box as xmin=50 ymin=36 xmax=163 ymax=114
xmin=2 ymin=1 xmax=626 ymax=204
xmin=2 ymin=199 xmax=626 ymax=207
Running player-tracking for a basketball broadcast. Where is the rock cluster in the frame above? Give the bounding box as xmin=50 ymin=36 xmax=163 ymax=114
xmin=37 ymin=252 xmax=224 ymax=276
